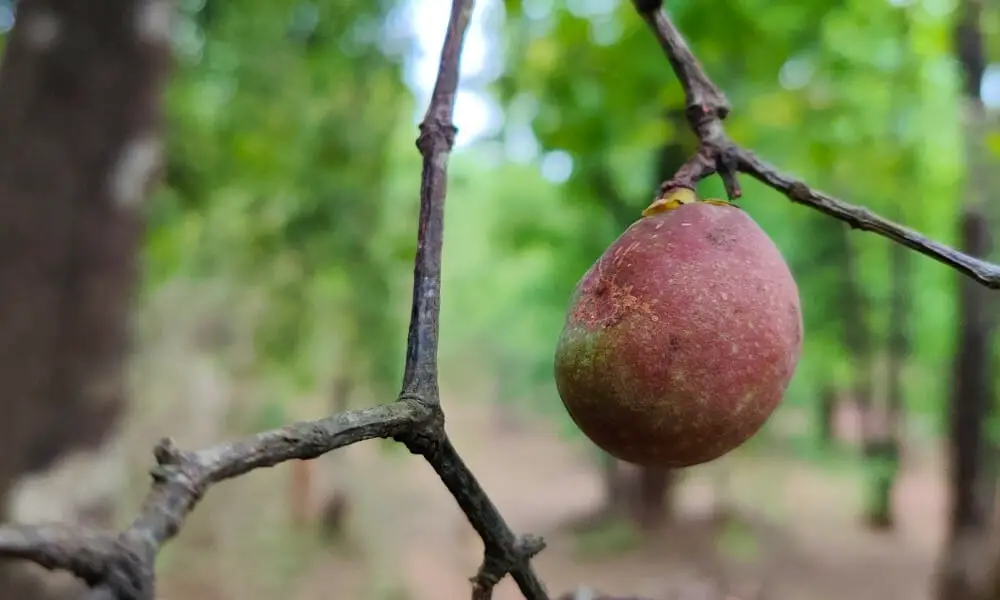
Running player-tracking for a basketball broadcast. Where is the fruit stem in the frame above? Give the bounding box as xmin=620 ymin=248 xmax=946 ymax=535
xmin=642 ymin=186 xmax=697 ymax=217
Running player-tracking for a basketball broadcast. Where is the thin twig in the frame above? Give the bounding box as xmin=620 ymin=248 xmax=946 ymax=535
xmin=394 ymin=0 xmax=550 ymax=596
xmin=632 ymin=0 xmax=1000 ymax=289
xmin=7 ymin=402 xmax=431 ymax=599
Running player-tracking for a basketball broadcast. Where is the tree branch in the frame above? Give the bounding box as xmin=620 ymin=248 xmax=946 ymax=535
xmin=0 ymin=402 xmax=431 ymax=599
xmin=632 ymin=0 xmax=1000 ymax=289
xmin=0 ymin=0 xmax=554 ymax=599
xmin=6 ymin=1 xmax=984 ymax=600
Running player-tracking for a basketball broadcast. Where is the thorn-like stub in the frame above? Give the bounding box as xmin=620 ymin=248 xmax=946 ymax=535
xmin=788 ymin=181 xmax=811 ymax=202
xmin=720 ymin=172 xmax=741 ymax=199
xmin=152 ymin=438 xmax=179 ymax=465
xmin=517 ymin=534 xmax=547 ymax=559
xmin=716 ymin=148 xmax=741 ymax=199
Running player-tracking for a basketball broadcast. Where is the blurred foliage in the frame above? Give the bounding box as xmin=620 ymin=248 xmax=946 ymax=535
xmin=571 ymin=514 xmax=642 ymax=559
xmin=146 ymin=0 xmax=417 ymax=402
xmin=0 ymin=0 xmax=991 ymax=459
xmin=716 ymin=517 xmax=759 ymax=563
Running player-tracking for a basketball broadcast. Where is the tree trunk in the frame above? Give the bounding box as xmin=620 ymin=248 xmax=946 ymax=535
xmin=863 ymin=241 xmax=909 ymax=531
xmin=841 ymin=226 xmax=900 ymax=530
xmin=597 ymin=456 xmax=676 ymax=531
xmin=937 ymin=1 xmax=998 ymax=598
xmin=314 ymin=374 xmax=355 ymax=538
xmin=938 ymin=207 xmax=997 ymax=600
xmin=600 ymin=452 xmax=628 ymax=518
xmin=634 ymin=466 xmax=676 ymax=529
xmin=0 ymin=1 xmax=170 ymax=597
xmin=840 ymin=230 xmax=874 ymax=436
xmin=817 ymin=384 xmax=836 ymax=447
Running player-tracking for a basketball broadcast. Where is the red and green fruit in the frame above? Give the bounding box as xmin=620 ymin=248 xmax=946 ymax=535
xmin=553 ymin=189 xmax=803 ymax=468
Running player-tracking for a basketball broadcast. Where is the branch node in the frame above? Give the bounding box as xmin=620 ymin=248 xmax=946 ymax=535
xmin=397 ymin=392 xmax=439 ymax=411
xmin=393 ymin=395 xmax=445 ymax=457
xmin=788 ymin=181 xmax=811 ymax=203
xmin=470 ymin=533 xmax=549 ymax=599
xmin=715 ymin=146 xmax=741 ymax=199
xmin=149 ymin=441 xmax=201 ymax=487
xmin=152 ymin=438 xmax=182 ymax=465
xmin=100 ymin=539 xmax=153 ymax=600
xmin=684 ymin=102 xmax=723 ymax=131
xmin=517 ymin=534 xmax=546 ymax=559
xmin=657 ymin=146 xmax=716 ymax=197
xmin=416 ymin=119 xmax=457 ymax=156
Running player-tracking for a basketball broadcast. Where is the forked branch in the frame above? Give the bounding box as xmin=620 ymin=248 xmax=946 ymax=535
xmin=634 ymin=0 xmax=1000 ymax=289
xmin=0 ymin=0 xmax=551 ymax=598
xmin=0 ymin=1 xmax=990 ymax=600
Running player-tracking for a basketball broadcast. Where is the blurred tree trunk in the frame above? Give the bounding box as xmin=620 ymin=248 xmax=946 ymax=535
xmin=840 ymin=231 xmax=874 ymax=436
xmin=863 ymin=242 xmax=908 ymax=530
xmin=817 ymin=384 xmax=837 ymax=447
xmin=863 ymin=9 xmax=925 ymax=532
xmin=316 ymin=374 xmax=354 ymax=540
xmin=0 ymin=1 xmax=170 ymax=597
xmin=938 ymin=207 xmax=997 ymax=600
xmin=634 ymin=465 xmax=676 ymax=528
xmin=598 ymin=456 xmax=677 ymax=530
xmin=297 ymin=375 xmax=354 ymax=528
xmin=809 ymin=215 xmax=850 ymax=449
xmin=841 ymin=225 xmax=905 ymax=531
xmin=937 ymin=2 xmax=998 ymax=597
xmin=600 ymin=452 xmax=627 ymax=518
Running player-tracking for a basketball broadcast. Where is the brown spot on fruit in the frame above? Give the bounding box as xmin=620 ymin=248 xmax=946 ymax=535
xmin=705 ymin=225 xmax=738 ymax=249
xmin=553 ymin=201 xmax=802 ymax=468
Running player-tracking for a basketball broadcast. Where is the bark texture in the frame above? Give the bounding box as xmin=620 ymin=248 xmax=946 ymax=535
xmin=0 ymin=0 xmax=170 ymax=596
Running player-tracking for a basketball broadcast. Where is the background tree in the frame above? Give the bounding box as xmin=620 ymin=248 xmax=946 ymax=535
xmin=936 ymin=0 xmax=999 ymax=598
xmin=0 ymin=0 xmax=171 ymax=598
xmin=0 ymin=0 xmax=997 ymax=598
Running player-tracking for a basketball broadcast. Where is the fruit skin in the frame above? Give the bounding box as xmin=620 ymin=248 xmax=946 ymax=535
xmin=553 ymin=200 xmax=802 ymax=468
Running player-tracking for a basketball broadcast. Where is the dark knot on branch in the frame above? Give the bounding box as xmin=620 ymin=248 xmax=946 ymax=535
xmin=101 ymin=541 xmax=152 ymax=600
xmin=472 ymin=535 xmax=548 ymax=599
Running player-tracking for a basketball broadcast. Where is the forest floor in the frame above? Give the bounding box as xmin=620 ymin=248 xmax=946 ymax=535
xmin=155 ymin=380 xmax=947 ymax=600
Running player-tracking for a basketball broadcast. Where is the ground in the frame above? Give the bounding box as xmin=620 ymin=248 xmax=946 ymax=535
xmin=151 ymin=378 xmax=947 ymax=600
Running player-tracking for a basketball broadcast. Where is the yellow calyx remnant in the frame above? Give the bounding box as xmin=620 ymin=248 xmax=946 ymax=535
xmin=642 ymin=188 xmax=731 ymax=218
